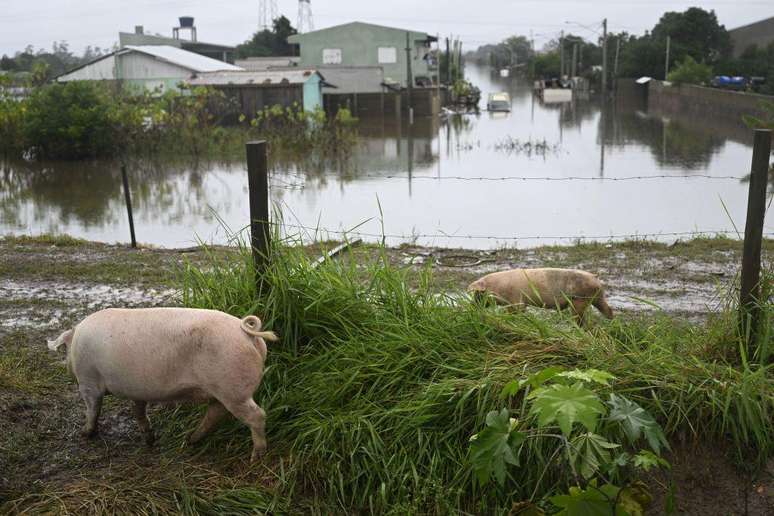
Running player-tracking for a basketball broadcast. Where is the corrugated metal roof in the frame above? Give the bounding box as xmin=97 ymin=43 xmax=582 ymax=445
xmin=124 ymin=45 xmax=242 ymax=72
xmin=188 ymin=69 xmax=321 ymax=86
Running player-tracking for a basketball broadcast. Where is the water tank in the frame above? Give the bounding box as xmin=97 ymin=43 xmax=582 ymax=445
xmin=179 ymin=16 xmax=194 ymax=28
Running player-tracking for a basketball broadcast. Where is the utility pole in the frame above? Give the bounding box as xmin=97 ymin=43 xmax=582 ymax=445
xmin=559 ymin=30 xmax=565 ymax=77
xmin=601 ymin=18 xmax=608 ymax=96
xmin=614 ymin=37 xmax=621 ymax=78
xmin=457 ymin=40 xmax=463 ymax=79
xmin=664 ymin=35 xmax=671 ymax=80
xmin=406 ymin=32 xmax=413 ymax=122
xmin=571 ymin=42 xmax=578 ymax=77
xmin=445 ymin=37 xmax=451 ymax=85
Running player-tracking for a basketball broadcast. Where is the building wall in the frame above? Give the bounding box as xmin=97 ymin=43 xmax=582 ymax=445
xmin=214 ymin=85 xmax=304 ymax=121
xmin=58 ymin=55 xmax=117 ymax=81
xmin=729 ymin=16 xmax=774 ymax=57
xmin=117 ymin=53 xmax=193 ymax=93
xmin=290 ymin=23 xmax=436 ymax=87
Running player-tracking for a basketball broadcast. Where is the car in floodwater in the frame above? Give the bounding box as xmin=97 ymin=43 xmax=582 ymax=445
xmin=487 ymin=92 xmax=511 ymax=112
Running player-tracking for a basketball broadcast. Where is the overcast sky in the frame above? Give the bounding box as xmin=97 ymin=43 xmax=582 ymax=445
xmin=1 ymin=0 xmax=772 ymax=56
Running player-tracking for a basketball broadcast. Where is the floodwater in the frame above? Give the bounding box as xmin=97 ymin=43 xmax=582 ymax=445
xmin=1 ymin=64 xmax=771 ymax=249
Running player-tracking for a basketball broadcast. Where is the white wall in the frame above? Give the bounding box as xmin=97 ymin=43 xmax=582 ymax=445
xmin=117 ymin=52 xmax=192 ymax=80
xmin=58 ymin=55 xmax=116 ymax=81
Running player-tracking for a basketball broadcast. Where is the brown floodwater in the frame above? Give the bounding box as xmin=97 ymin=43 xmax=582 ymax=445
xmin=1 ymin=64 xmax=771 ymax=249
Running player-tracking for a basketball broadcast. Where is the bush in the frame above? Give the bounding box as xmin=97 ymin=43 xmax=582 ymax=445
xmin=3 ymin=81 xmax=358 ymax=163
xmin=22 ymin=81 xmax=120 ymax=159
xmin=0 ymin=77 xmax=26 ymax=158
xmin=667 ymin=55 xmax=712 ymax=85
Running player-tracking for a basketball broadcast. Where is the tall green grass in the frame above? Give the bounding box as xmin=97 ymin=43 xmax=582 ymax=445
xmin=175 ymin=233 xmax=773 ymax=513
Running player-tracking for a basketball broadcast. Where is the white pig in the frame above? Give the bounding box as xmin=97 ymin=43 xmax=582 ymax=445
xmin=47 ymin=307 xmax=278 ymax=462
xmin=468 ymin=268 xmax=614 ymax=325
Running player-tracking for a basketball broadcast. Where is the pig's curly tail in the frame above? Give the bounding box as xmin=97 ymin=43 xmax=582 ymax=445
xmin=240 ymin=315 xmax=279 ymax=342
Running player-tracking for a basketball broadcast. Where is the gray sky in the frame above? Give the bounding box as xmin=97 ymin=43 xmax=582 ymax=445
xmin=1 ymin=0 xmax=772 ymax=56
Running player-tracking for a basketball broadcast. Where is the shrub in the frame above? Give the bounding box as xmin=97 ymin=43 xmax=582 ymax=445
xmin=23 ymin=81 xmax=119 ymax=159
xmin=667 ymin=56 xmax=712 ymax=86
xmin=0 ymin=77 xmax=27 ymax=158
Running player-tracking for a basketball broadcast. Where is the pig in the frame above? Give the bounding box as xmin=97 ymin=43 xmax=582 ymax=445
xmin=47 ymin=307 xmax=278 ymax=462
xmin=468 ymin=268 xmax=614 ymax=325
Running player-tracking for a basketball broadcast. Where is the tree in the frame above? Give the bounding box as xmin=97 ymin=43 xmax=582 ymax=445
xmin=667 ymin=55 xmax=712 ymax=85
xmin=236 ymin=16 xmax=299 ymax=58
xmin=652 ymin=8 xmax=731 ymax=69
xmin=0 ymin=55 xmax=18 ymax=71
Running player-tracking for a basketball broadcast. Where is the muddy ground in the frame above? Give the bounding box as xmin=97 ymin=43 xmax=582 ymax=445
xmin=1 ymin=235 xmax=772 ymax=514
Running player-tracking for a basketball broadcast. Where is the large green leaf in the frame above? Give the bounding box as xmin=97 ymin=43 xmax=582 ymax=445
xmin=469 ymin=408 xmax=526 ymax=486
xmin=632 ymin=450 xmax=671 ymax=471
xmin=501 ymin=366 xmax=565 ymax=398
xmin=531 ymin=383 xmax=606 ymax=436
xmin=550 ymin=482 xmax=629 ymax=515
xmin=606 ymin=394 xmax=669 ymax=454
xmin=571 ymin=432 xmax=620 ymax=479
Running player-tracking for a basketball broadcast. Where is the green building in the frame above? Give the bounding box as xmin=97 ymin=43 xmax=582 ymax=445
xmin=288 ymin=22 xmax=438 ymax=88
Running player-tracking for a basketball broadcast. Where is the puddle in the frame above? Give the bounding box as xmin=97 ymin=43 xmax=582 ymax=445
xmin=0 ymin=280 xmax=177 ymax=331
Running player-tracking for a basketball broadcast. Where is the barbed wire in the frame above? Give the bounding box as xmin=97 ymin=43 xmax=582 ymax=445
xmin=317 ymin=174 xmax=750 ymax=182
xmin=277 ymin=223 xmax=773 ymax=242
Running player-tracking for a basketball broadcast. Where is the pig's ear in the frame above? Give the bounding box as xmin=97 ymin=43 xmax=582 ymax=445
xmin=47 ymin=329 xmax=73 ymax=351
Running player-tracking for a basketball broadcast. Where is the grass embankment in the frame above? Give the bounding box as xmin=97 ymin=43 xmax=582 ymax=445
xmin=1 ymin=235 xmax=772 ymax=513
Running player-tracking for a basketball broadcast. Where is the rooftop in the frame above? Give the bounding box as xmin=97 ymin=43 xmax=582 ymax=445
xmin=124 ymin=45 xmax=242 ymax=72
xmin=288 ymin=21 xmax=436 ymax=43
xmin=118 ymin=31 xmax=235 ymax=51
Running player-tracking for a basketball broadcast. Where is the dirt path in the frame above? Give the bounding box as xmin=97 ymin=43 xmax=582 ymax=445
xmin=1 ymin=235 xmax=771 ymax=513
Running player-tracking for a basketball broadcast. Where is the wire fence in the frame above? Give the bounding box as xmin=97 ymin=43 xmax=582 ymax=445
xmin=302 ymin=173 xmax=750 ymax=182
xmin=276 ymin=222 xmax=774 ymax=244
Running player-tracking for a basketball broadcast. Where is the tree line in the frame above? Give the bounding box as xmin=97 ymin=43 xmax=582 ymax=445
xmin=468 ymin=7 xmax=774 ymax=94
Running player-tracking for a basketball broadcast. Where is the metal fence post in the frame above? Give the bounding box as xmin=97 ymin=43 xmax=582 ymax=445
xmin=246 ymin=141 xmax=270 ymax=292
xmin=740 ymin=128 xmax=771 ymax=355
xmin=120 ymin=165 xmax=137 ymax=249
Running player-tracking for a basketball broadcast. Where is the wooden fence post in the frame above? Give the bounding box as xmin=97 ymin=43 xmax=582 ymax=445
xmin=120 ymin=165 xmax=137 ymax=249
xmin=740 ymin=128 xmax=771 ymax=354
xmin=246 ymin=141 xmax=270 ymax=292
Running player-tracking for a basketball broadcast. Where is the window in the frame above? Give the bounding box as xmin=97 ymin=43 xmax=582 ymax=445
xmin=377 ymin=47 xmax=397 ymax=64
xmin=322 ymin=48 xmax=342 ymax=64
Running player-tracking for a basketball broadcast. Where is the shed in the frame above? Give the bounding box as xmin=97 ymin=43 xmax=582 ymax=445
xmin=187 ymin=69 xmax=324 ymax=114
xmin=57 ymin=45 xmax=242 ymax=93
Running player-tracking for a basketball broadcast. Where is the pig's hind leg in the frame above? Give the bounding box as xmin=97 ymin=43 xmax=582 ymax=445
xmin=188 ymin=400 xmax=229 ymax=445
xmin=221 ymin=397 xmax=267 ymax=463
xmin=78 ymin=384 xmax=104 ymax=438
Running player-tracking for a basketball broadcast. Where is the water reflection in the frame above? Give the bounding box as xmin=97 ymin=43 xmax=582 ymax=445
xmin=1 ymin=64 xmax=770 ymax=248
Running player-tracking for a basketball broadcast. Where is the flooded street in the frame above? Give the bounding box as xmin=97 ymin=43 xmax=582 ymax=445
xmin=1 ymin=64 xmax=770 ymax=248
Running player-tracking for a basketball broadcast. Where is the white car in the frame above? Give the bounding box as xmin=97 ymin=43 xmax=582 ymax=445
xmin=487 ymin=92 xmax=511 ymax=112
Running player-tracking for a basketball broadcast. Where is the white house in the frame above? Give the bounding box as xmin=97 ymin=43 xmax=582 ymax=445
xmin=57 ymin=45 xmax=242 ymax=93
